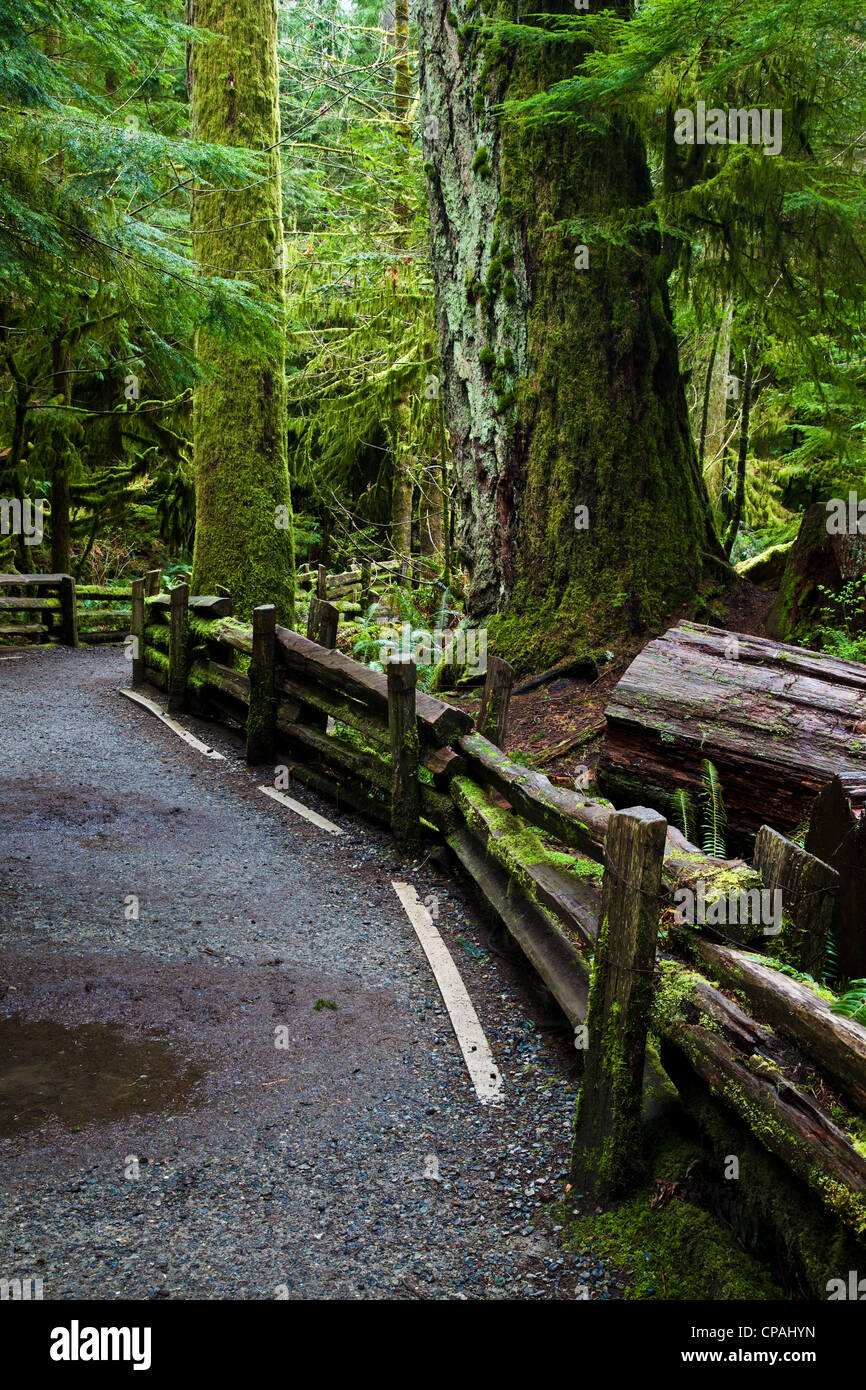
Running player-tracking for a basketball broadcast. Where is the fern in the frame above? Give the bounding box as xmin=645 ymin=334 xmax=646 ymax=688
xmin=831 ymin=980 xmax=866 ymax=1025
xmin=700 ymin=759 xmax=727 ymax=858
xmin=671 ymin=787 xmax=697 ymax=844
xmin=822 ymin=930 xmax=841 ymax=990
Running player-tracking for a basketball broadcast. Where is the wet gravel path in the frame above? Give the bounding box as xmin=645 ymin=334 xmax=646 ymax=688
xmin=0 ymin=645 xmax=620 ymax=1300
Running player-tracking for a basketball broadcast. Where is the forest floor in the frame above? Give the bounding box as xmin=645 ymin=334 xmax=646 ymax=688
xmin=0 ymin=644 xmax=630 ymax=1301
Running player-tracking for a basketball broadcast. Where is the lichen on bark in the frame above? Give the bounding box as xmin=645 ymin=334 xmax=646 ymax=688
xmin=418 ymin=0 xmax=723 ymax=671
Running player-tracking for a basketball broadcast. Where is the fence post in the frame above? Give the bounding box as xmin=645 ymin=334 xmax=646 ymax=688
xmin=477 ymin=655 xmax=514 ymax=749
xmin=571 ymin=806 xmax=667 ymax=1201
xmin=58 ymin=575 xmax=78 ymax=647
xmin=303 ymin=597 xmax=339 ymax=732
xmin=144 ymin=568 xmax=161 ymax=597
xmin=306 ymin=594 xmax=339 ymax=649
xmin=167 ymin=582 xmax=189 ymax=712
xmin=360 ymin=558 xmax=371 ymax=612
xmin=388 ymin=655 xmax=421 ymax=851
xmin=317 ymin=564 xmax=327 ymax=601
xmin=130 ymin=578 xmax=145 ymax=684
xmin=247 ymin=604 xmax=276 ymax=764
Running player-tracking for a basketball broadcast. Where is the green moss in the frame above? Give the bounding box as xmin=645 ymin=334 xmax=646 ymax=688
xmin=565 ymin=1190 xmax=781 ymax=1300
xmin=479 ymin=345 xmax=496 ymax=370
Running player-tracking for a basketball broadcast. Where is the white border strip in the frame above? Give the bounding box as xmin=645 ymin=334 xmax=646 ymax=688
xmin=258 ymin=784 xmax=343 ymax=836
xmin=119 ymin=687 xmax=226 ymax=759
xmin=392 ymin=880 xmax=504 ymax=1106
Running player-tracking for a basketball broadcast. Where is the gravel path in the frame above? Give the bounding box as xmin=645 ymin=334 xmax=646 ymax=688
xmin=0 ymin=645 xmax=620 ymax=1301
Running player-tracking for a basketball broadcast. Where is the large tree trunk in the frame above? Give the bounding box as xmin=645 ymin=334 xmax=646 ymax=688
xmin=390 ymin=0 xmax=414 ymax=568
xmin=418 ymin=0 xmax=723 ymax=671
xmin=189 ymin=0 xmax=294 ymax=622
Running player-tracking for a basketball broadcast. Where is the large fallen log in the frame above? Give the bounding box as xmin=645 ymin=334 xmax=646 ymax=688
xmin=598 ymin=622 xmax=866 ymax=837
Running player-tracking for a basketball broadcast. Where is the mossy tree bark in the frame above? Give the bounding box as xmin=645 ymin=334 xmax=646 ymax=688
xmin=189 ymin=0 xmax=294 ymax=622
xmin=390 ymin=0 xmax=415 ymax=567
xmin=418 ymin=0 xmax=723 ymax=670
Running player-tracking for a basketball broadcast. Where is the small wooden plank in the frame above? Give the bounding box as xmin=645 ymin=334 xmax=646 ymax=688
xmin=0 ymin=622 xmax=49 ymax=636
xmin=0 ymin=596 xmax=61 ymax=610
xmin=392 ymin=879 xmax=504 ymax=1105
xmin=258 ymin=783 xmax=343 ymax=835
xmin=0 ymin=573 xmax=67 ymax=587
xmin=130 ymin=579 xmax=145 ymax=685
xmin=305 ymin=598 xmax=339 ymax=732
xmin=688 ymin=936 xmax=866 ymax=1113
xmin=119 ymin=687 xmax=226 ymax=759
xmin=445 ymin=825 xmax=589 ymax=1024
xmin=147 ymin=593 xmax=233 ymax=617
xmin=571 ymin=807 xmax=667 ymax=1199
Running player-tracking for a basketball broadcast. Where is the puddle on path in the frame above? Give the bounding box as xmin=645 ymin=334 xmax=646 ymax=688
xmin=0 ymin=1015 xmax=202 ymax=1136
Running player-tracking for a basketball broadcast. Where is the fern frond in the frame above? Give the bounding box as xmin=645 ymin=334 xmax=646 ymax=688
xmin=700 ymin=758 xmax=727 ymax=858
xmin=831 ymin=979 xmax=866 ymax=1025
xmin=671 ymin=786 xmax=697 ymax=843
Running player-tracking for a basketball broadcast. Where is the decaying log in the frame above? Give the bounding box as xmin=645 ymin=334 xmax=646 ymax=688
xmin=599 ymin=622 xmax=866 ymax=837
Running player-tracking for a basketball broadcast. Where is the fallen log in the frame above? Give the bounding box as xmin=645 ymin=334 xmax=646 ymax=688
xmin=512 ymin=653 xmax=599 ymax=696
xmin=598 ymin=622 xmax=866 ymax=837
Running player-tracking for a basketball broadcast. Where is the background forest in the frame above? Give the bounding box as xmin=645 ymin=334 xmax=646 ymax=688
xmin=1 ymin=0 xmax=864 ymax=669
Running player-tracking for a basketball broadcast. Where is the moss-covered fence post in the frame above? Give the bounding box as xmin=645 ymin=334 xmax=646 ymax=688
xmin=167 ymin=582 xmax=189 ymax=714
xmin=246 ymin=603 xmax=276 ymax=764
xmin=477 ymin=654 xmax=514 ymax=749
xmin=144 ymin=569 xmax=161 ymax=598
xmin=58 ymin=574 xmax=77 ymax=648
xmin=130 ymin=578 xmax=144 ymax=685
xmin=304 ymin=597 xmax=338 ymax=732
xmin=388 ymin=655 xmax=421 ymax=852
xmin=571 ymin=806 xmax=667 ymax=1201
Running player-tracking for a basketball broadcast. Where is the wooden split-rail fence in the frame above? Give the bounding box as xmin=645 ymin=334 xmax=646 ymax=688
xmin=4 ymin=567 xmax=866 ymax=1286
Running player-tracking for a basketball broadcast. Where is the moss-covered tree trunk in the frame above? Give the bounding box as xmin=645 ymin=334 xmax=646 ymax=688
xmin=418 ymin=0 xmax=723 ymax=670
xmin=50 ymin=335 xmax=71 ymax=574
xmin=390 ymin=0 xmax=414 ymax=567
xmin=189 ymin=0 xmax=294 ymax=622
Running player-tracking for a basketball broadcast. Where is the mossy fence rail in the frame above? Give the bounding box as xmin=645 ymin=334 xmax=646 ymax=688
xmin=4 ymin=567 xmax=866 ymax=1284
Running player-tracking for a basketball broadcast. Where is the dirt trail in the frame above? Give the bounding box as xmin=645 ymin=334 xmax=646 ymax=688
xmin=0 ymin=646 xmax=614 ymax=1300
